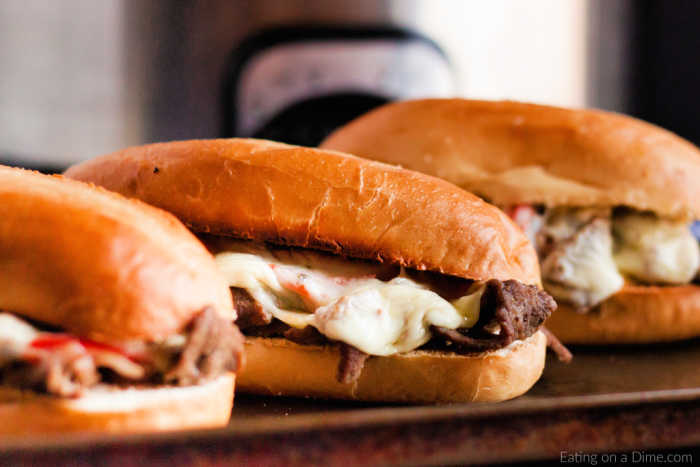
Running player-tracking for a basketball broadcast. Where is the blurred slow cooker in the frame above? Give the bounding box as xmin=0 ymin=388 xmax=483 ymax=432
xmin=0 ymin=0 xmax=610 ymax=169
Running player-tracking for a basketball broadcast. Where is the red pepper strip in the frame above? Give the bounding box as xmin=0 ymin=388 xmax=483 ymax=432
xmin=22 ymin=334 xmax=86 ymax=364
xmin=29 ymin=334 xmax=144 ymax=362
xmin=284 ymin=281 xmax=311 ymax=299
xmin=29 ymin=334 xmax=80 ymax=350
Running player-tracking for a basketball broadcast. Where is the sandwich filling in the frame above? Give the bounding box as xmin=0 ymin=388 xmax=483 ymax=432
xmin=0 ymin=308 xmax=243 ymax=398
xmin=507 ymin=205 xmax=700 ymax=310
xmin=210 ymin=240 xmax=556 ymax=383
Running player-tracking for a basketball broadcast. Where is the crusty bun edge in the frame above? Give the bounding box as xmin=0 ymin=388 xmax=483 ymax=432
xmin=0 ymin=165 xmax=234 ymax=343
xmin=321 ymin=99 xmax=700 ymax=219
xmin=236 ymin=332 xmax=546 ymax=403
xmin=545 ymin=284 xmax=700 ymax=344
xmin=65 ymin=138 xmax=541 ymax=286
xmin=0 ymin=374 xmax=235 ymax=437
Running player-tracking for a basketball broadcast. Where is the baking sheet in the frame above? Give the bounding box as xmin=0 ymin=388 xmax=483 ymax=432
xmin=3 ymin=339 xmax=700 ymax=465
xmin=234 ymin=338 xmax=700 ymax=417
xmin=226 ymin=338 xmax=700 ymax=430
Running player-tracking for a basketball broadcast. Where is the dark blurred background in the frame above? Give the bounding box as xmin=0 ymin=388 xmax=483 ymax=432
xmin=1 ymin=0 xmax=698 ymax=171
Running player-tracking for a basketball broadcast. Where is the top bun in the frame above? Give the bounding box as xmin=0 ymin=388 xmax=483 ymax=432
xmin=321 ymin=99 xmax=700 ymax=219
xmin=0 ymin=166 xmax=234 ymax=343
xmin=65 ymin=138 xmax=540 ymax=285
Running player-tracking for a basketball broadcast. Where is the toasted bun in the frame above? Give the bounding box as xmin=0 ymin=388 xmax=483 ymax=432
xmin=0 ymin=166 xmax=233 ymax=343
xmin=236 ymin=332 xmax=546 ymax=403
xmin=321 ymin=99 xmax=700 ymax=219
xmin=65 ymin=138 xmax=540 ymax=285
xmin=544 ymin=284 xmax=700 ymax=344
xmin=0 ymin=374 xmax=235 ymax=436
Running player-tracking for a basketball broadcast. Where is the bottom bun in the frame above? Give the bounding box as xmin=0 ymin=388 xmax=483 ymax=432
xmin=0 ymin=373 xmax=235 ymax=436
xmin=545 ymin=284 xmax=700 ymax=344
xmin=237 ymin=332 xmax=546 ymax=403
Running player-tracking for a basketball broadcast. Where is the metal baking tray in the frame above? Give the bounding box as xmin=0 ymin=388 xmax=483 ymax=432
xmin=3 ymin=340 xmax=700 ymax=466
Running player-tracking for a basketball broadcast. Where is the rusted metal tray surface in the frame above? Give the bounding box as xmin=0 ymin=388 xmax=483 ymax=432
xmin=3 ymin=340 xmax=700 ymax=465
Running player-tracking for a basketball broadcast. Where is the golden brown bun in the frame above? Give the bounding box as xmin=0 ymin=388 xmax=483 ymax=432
xmin=0 ymin=166 xmax=233 ymax=343
xmin=65 ymin=138 xmax=540 ymax=285
xmin=237 ymin=332 xmax=546 ymax=403
xmin=0 ymin=374 xmax=235 ymax=437
xmin=321 ymin=99 xmax=700 ymax=219
xmin=545 ymin=284 xmax=700 ymax=344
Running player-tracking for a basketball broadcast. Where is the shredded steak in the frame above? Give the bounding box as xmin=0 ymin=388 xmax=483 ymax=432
xmin=431 ymin=279 xmax=556 ymax=352
xmin=165 ymin=307 xmax=244 ymax=386
xmin=246 ymin=319 xmax=370 ymax=384
xmin=0 ymin=308 xmax=243 ymax=397
xmin=245 ymin=319 xmax=291 ymax=338
xmin=337 ymin=343 xmax=369 ymax=384
xmin=284 ymin=326 xmax=327 ymax=346
xmin=1 ymin=342 xmax=99 ymax=398
xmin=541 ymin=327 xmax=573 ymax=363
xmin=232 ymin=287 xmax=272 ymax=328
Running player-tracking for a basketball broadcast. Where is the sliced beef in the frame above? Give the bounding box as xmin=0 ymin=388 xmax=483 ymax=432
xmin=0 ymin=308 xmax=244 ymax=396
xmin=166 ymin=307 xmax=244 ymax=386
xmin=428 ymin=327 xmax=499 ymax=352
xmin=1 ymin=342 xmax=98 ymax=398
xmin=337 ymin=343 xmax=369 ymax=384
xmin=245 ymin=319 xmax=292 ymax=338
xmin=284 ymin=326 xmax=327 ymax=346
xmin=232 ymin=287 xmax=272 ymax=328
xmin=43 ymin=343 xmax=99 ymax=396
xmin=245 ymin=319 xmax=327 ymax=345
xmin=541 ymin=327 xmax=573 ymax=363
xmin=404 ymin=269 xmax=474 ymax=300
xmin=245 ymin=318 xmax=368 ymax=384
xmin=431 ymin=279 xmax=556 ymax=353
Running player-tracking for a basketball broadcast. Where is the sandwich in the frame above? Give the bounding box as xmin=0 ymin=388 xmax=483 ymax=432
xmin=65 ymin=138 xmax=556 ymax=403
xmin=320 ymin=98 xmax=700 ymax=344
xmin=0 ymin=166 xmax=243 ymax=435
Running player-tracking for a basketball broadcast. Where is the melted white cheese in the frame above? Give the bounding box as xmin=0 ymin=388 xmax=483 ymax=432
xmin=214 ymin=245 xmax=482 ymax=356
xmin=314 ymin=278 xmax=481 ymax=355
xmin=613 ymin=212 xmax=700 ymax=284
xmin=537 ymin=206 xmax=699 ymax=308
xmin=0 ymin=313 xmax=38 ymax=364
xmin=540 ymin=216 xmax=624 ymax=308
xmin=0 ymin=312 xmax=148 ymax=380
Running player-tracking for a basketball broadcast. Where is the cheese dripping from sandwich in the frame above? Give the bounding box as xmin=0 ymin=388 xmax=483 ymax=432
xmin=512 ymin=205 xmax=700 ymax=310
xmin=214 ymin=240 xmax=485 ymax=356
